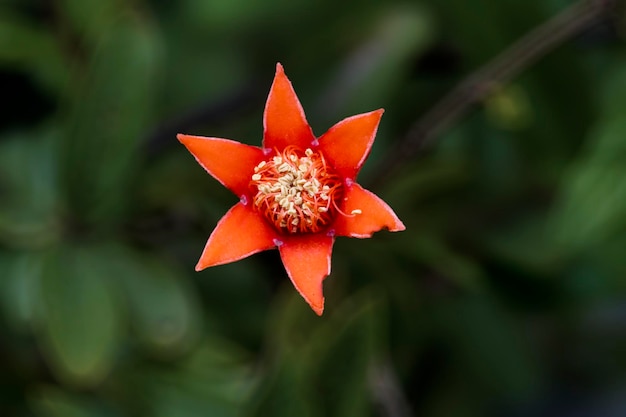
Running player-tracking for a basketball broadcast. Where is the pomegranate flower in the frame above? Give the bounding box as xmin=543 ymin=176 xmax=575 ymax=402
xmin=178 ymin=63 xmax=404 ymax=315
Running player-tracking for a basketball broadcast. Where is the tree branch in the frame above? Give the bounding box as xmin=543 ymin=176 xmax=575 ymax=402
xmin=370 ymin=0 xmax=618 ymax=189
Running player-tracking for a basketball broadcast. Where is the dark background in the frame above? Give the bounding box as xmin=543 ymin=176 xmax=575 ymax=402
xmin=1 ymin=0 xmax=626 ymax=416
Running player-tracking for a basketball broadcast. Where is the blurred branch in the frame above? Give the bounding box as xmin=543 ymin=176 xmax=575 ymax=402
xmin=371 ymin=0 xmax=618 ymax=189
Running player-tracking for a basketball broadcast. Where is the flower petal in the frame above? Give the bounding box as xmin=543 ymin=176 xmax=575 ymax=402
xmin=196 ymin=202 xmax=278 ymax=270
xmin=317 ymin=109 xmax=384 ymax=180
xmin=333 ymin=183 xmax=405 ymax=238
xmin=278 ymin=234 xmax=334 ymax=316
xmin=263 ymin=63 xmax=315 ymax=151
xmin=178 ymin=134 xmax=265 ymax=197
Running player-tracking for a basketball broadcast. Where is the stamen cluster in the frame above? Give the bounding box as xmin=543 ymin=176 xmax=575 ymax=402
xmin=250 ymin=146 xmax=343 ymax=234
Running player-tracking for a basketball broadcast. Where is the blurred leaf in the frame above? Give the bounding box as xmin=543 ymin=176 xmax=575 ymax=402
xmin=246 ymin=292 xmax=323 ymax=417
xmin=482 ymin=212 xmax=562 ymax=275
xmin=0 ymin=131 xmax=61 ymax=250
xmin=550 ymin=61 xmax=626 ymax=249
xmin=157 ymin=33 xmax=249 ymax=116
xmin=0 ymin=12 xmax=68 ymax=95
xmin=37 ymin=245 xmax=123 ymax=387
xmin=253 ymin=292 xmax=383 ymax=417
xmin=307 ymin=297 xmax=382 ymax=417
xmin=399 ymin=234 xmax=485 ymax=290
xmin=179 ymin=0 xmax=315 ymax=33
xmin=247 ymin=356 xmax=318 ymax=417
xmin=105 ymin=245 xmax=203 ymax=357
xmin=58 ymin=10 xmax=162 ymax=231
xmin=246 ymin=288 xmax=321 ymax=417
xmin=437 ymin=0 xmax=593 ymax=172
xmin=115 ymin=338 xmax=254 ymax=417
xmin=0 ymin=251 xmax=45 ymax=332
xmin=435 ymin=294 xmax=541 ymax=401
xmin=57 ymin=0 xmax=121 ymax=45
xmin=316 ymin=5 xmax=434 ymax=122
xmin=135 ymin=150 xmax=233 ymax=221
xmin=378 ymin=154 xmax=472 ymax=216
xmin=552 ymin=158 xmax=626 ymax=248
xmin=29 ymin=385 xmax=110 ymax=417
xmin=484 ymin=83 xmax=534 ymax=130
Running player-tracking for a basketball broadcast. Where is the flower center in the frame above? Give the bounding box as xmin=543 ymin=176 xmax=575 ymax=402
xmin=250 ymin=146 xmax=343 ymax=234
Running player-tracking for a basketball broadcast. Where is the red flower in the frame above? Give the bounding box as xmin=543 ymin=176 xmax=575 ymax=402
xmin=178 ymin=63 xmax=404 ymax=315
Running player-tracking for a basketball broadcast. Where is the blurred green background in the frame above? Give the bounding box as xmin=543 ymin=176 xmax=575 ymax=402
xmin=1 ymin=0 xmax=626 ymax=416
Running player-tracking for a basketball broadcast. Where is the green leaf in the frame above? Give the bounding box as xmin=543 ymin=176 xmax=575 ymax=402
xmin=550 ymin=62 xmax=626 ymax=249
xmin=253 ymin=292 xmax=384 ymax=417
xmin=0 ymin=12 xmax=68 ymax=95
xmin=246 ymin=356 xmax=319 ymax=417
xmin=399 ymin=234 xmax=485 ymax=291
xmin=482 ymin=213 xmax=562 ymax=274
xmin=58 ymin=11 xmax=162 ymax=230
xmin=114 ymin=338 xmax=254 ymax=417
xmin=37 ymin=245 xmax=123 ymax=387
xmin=316 ymin=5 xmax=434 ymax=123
xmin=105 ymin=246 xmax=202 ymax=357
xmin=0 ymin=132 xmax=61 ymax=250
xmin=56 ymin=0 xmax=121 ymax=45
xmin=28 ymin=385 xmax=110 ymax=417
xmin=306 ymin=297 xmax=382 ymax=417
xmin=0 ymin=251 xmax=45 ymax=332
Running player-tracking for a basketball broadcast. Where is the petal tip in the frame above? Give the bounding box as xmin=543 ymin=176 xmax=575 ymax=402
xmin=275 ymin=62 xmax=284 ymax=74
xmin=393 ymin=220 xmax=406 ymax=232
xmin=371 ymin=108 xmax=385 ymax=124
xmin=389 ymin=214 xmax=406 ymax=232
xmin=312 ymin=302 xmax=324 ymax=316
xmin=294 ymin=281 xmax=327 ymax=317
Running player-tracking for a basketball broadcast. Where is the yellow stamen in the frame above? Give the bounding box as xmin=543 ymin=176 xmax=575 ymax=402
xmin=249 ymin=146 xmax=344 ymax=234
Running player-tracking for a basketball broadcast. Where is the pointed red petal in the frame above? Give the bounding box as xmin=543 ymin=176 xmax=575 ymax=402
xmin=196 ymin=202 xmax=278 ymax=270
xmin=178 ymin=134 xmax=265 ymax=197
xmin=333 ymin=183 xmax=405 ymax=238
xmin=278 ymin=234 xmax=334 ymax=315
xmin=263 ymin=63 xmax=315 ymax=151
xmin=317 ymin=109 xmax=384 ymax=180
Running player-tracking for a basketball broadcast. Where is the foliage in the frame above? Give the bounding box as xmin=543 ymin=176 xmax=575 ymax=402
xmin=1 ymin=0 xmax=626 ymax=416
